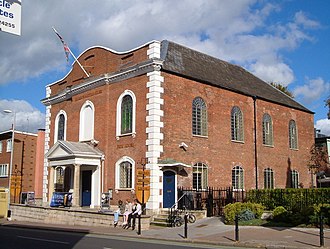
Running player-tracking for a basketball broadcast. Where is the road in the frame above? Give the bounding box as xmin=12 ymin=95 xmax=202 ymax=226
xmin=0 ymin=226 xmax=252 ymax=249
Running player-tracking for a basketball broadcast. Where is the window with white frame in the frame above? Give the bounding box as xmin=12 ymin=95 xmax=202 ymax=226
xmin=0 ymin=164 xmax=8 ymax=177
xmin=54 ymin=111 xmax=67 ymax=143
xmin=264 ymin=168 xmax=274 ymax=189
xmin=289 ymin=120 xmax=298 ymax=149
xmin=115 ymin=156 xmax=135 ymax=189
xmin=6 ymin=139 xmax=12 ymax=152
xmin=116 ymin=90 xmax=136 ymax=137
xmin=262 ymin=113 xmax=273 ymax=146
xmin=192 ymin=97 xmax=208 ymax=136
xmin=231 ymin=106 xmax=244 ymax=142
xmin=232 ymin=166 xmax=244 ymax=190
xmin=79 ymin=101 xmax=95 ymax=141
xmin=193 ymin=162 xmax=208 ymax=190
xmin=0 ymin=141 xmax=2 ymax=153
xmin=291 ymin=170 xmax=299 ymax=188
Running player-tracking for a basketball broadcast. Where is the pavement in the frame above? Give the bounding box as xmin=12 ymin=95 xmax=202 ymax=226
xmin=1 ymin=217 xmax=329 ymax=249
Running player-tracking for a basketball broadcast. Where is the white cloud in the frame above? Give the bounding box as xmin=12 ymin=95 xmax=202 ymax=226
xmin=0 ymin=0 xmax=320 ymax=88
xmin=0 ymin=99 xmax=45 ymax=133
xmin=315 ymin=119 xmax=330 ymax=136
xmin=293 ymin=77 xmax=330 ymax=104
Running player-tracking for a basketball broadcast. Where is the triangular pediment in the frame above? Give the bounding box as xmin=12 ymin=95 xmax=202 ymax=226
xmin=45 ymin=141 xmax=74 ymax=160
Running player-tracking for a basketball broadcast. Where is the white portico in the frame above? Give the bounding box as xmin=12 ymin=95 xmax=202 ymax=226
xmin=45 ymin=140 xmax=104 ymax=208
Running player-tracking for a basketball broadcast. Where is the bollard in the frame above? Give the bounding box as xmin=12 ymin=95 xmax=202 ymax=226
xmin=320 ymin=213 xmax=324 ymax=247
xmin=137 ymin=215 xmax=141 ymax=235
xmin=184 ymin=214 xmax=188 ymax=239
xmin=235 ymin=214 xmax=239 ymax=242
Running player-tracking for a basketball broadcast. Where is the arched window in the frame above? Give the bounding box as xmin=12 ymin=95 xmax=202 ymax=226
xmin=121 ymin=95 xmax=133 ymax=134
xmin=115 ymin=156 xmax=135 ymax=189
xmin=262 ymin=113 xmax=273 ymax=146
xmin=192 ymin=97 xmax=207 ymax=136
xmin=289 ymin=120 xmax=298 ymax=149
xmin=232 ymin=166 xmax=244 ymax=190
xmin=54 ymin=111 xmax=67 ymax=143
xmin=55 ymin=167 xmax=64 ymax=191
xmin=231 ymin=106 xmax=244 ymax=141
xmin=264 ymin=168 xmax=274 ymax=189
xmin=291 ymin=170 xmax=299 ymax=188
xmin=192 ymin=162 xmax=208 ymax=190
xmin=116 ymin=90 xmax=136 ymax=137
xmin=79 ymin=101 xmax=94 ymax=141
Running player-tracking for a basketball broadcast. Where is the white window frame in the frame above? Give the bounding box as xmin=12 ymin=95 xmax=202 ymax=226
xmin=0 ymin=141 xmax=2 ymax=153
xmin=232 ymin=166 xmax=244 ymax=190
xmin=54 ymin=110 xmax=67 ymax=143
xmin=0 ymin=164 xmax=8 ymax=177
xmin=115 ymin=156 xmax=135 ymax=190
xmin=79 ymin=100 xmax=95 ymax=142
xmin=6 ymin=139 xmax=12 ymax=152
xmin=192 ymin=162 xmax=208 ymax=190
xmin=116 ymin=90 xmax=136 ymax=138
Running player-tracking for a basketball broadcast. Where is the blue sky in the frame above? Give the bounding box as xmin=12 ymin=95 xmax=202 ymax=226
xmin=0 ymin=0 xmax=329 ymax=135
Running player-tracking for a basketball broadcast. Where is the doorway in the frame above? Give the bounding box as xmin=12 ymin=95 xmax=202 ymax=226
xmin=82 ymin=170 xmax=92 ymax=206
xmin=163 ymin=170 xmax=176 ymax=208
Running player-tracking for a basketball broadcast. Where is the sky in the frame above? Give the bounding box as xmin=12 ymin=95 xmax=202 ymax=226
xmin=0 ymin=0 xmax=329 ymax=136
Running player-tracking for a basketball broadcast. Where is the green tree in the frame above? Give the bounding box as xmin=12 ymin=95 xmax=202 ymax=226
xmin=308 ymin=144 xmax=329 ymax=188
xmin=270 ymin=82 xmax=294 ymax=98
xmin=326 ymin=96 xmax=330 ymax=119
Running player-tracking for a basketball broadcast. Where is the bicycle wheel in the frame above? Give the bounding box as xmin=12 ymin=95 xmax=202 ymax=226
xmin=174 ymin=218 xmax=183 ymax=227
xmin=188 ymin=214 xmax=196 ymax=223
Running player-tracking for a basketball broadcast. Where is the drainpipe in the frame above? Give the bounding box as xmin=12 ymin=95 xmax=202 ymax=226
xmin=253 ymin=96 xmax=258 ymax=189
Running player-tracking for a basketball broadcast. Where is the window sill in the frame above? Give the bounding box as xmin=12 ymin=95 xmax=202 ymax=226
xmin=262 ymin=144 xmax=274 ymax=148
xmin=231 ymin=140 xmax=245 ymax=144
xmin=116 ymin=132 xmax=136 ymax=140
xmin=192 ymin=134 xmax=208 ymax=139
xmin=289 ymin=148 xmax=299 ymax=151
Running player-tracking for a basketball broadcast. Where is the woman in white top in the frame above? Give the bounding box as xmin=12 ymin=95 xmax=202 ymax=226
xmin=122 ymin=199 xmax=132 ymax=228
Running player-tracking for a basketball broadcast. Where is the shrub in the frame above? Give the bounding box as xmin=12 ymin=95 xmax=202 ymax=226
xmin=224 ymin=202 xmax=265 ymax=224
xmin=272 ymin=206 xmax=288 ymax=222
xmin=238 ymin=209 xmax=255 ymax=221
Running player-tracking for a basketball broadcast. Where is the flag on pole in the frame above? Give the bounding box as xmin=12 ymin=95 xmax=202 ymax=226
xmin=52 ymin=27 xmax=70 ymax=62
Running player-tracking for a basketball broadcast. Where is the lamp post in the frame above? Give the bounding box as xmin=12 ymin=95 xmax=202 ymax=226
xmin=3 ymin=109 xmax=16 ymax=218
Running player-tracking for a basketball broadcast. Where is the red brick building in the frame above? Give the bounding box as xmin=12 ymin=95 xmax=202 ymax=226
xmin=42 ymin=40 xmax=314 ymax=211
xmin=0 ymin=129 xmax=45 ymax=204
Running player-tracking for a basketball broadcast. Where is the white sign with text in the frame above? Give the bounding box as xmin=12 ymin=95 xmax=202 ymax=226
xmin=0 ymin=0 xmax=21 ymax=36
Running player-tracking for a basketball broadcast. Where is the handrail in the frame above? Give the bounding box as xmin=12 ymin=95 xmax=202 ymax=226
xmin=170 ymin=192 xmax=187 ymax=210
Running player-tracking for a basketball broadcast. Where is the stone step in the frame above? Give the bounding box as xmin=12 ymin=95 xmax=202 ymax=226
xmin=150 ymin=220 xmax=171 ymax=227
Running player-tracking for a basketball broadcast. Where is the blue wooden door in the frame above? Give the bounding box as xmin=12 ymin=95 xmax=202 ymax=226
xmin=82 ymin=170 xmax=92 ymax=206
xmin=163 ymin=171 xmax=175 ymax=208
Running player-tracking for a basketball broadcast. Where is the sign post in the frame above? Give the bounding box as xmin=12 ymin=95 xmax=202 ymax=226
xmin=0 ymin=0 xmax=22 ymax=36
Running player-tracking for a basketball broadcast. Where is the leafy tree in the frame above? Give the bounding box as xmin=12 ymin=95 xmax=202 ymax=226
xmin=308 ymin=144 xmax=329 ymax=187
xmin=270 ymin=82 xmax=294 ymax=98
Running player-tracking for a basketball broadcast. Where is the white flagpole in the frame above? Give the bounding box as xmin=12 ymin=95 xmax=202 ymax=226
xmin=52 ymin=27 xmax=90 ymax=78
xmin=67 ymin=47 xmax=90 ymax=78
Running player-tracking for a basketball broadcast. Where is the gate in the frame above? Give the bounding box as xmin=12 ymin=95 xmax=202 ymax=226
xmin=177 ymin=187 xmax=245 ymax=216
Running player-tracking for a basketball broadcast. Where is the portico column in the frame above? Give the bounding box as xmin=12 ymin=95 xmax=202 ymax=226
xmin=48 ymin=167 xmax=55 ymax=203
xmin=72 ymin=164 xmax=81 ymax=207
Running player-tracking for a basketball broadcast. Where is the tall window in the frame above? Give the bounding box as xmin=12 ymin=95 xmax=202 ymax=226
xmin=119 ymin=161 xmax=132 ymax=189
xmin=231 ymin=106 xmax=244 ymax=141
xmin=54 ymin=111 xmax=67 ymax=143
xmin=291 ymin=170 xmax=299 ymax=188
xmin=55 ymin=167 xmax=64 ymax=191
xmin=289 ymin=120 xmax=298 ymax=149
xmin=121 ymin=95 xmax=133 ymax=134
xmin=262 ymin=114 xmax=273 ymax=146
xmin=0 ymin=141 xmax=2 ymax=153
xmin=6 ymin=139 xmax=12 ymax=152
xmin=115 ymin=156 xmax=135 ymax=189
xmin=193 ymin=163 xmax=208 ymax=190
xmin=79 ymin=101 xmax=94 ymax=141
xmin=0 ymin=164 xmax=8 ymax=177
xmin=232 ymin=166 xmax=244 ymax=190
xmin=264 ymin=168 xmax=274 ymax=189
xmin=58 ymin=114 xmax=65 ymax=141
xmin=192 ymin=97 xmax=208 ymax=136
xmin=116 ymin=90 xmax=136 ymax=137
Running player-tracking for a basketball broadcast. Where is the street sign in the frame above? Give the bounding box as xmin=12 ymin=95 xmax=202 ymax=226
xmin=135 ymin=169 xmax=150 ymax=204
xmin=0 ymin=0 xmax=22 ymax=36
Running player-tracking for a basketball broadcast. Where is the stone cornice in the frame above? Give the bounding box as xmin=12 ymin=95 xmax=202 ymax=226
xmin=41 ymin=59 xmax=163 ymax=106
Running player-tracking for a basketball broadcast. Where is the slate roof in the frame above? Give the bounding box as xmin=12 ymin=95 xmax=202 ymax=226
xmin=46 ymin=140 xmax=103 ymax=159
xmin=160 ymin=40 xmax=313 ymax=114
